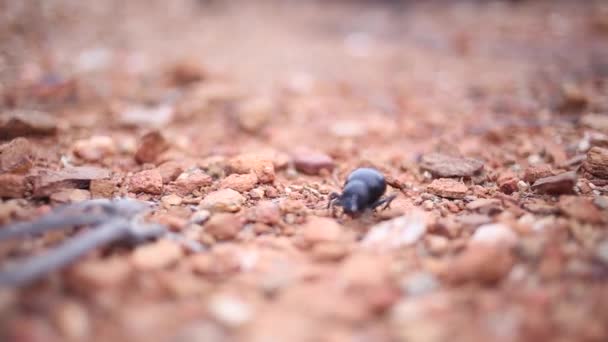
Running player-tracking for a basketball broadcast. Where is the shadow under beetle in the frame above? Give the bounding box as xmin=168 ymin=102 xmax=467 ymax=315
xmin=327 ymin=167 xmax=396 ymax=216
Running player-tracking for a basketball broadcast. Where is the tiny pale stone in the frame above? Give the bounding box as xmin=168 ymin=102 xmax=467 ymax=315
xmin=72 ymin=135 xmax=116 ymax=161
xmin=161 ymin=194 xmax=183 ymax=206
xmin=200 ymin=189 xmax=246 ymax=212
xmin=208 ymin=294 xmax=253 ymax=328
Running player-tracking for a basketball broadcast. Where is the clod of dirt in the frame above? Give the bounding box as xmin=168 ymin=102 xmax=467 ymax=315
xmin=0 ymin=137 xmax=34 ymax=174
xmin=293 ymin=150 xmax=335 ymax=175
xmin=134 ymin=131 xmax=170 ymax=164
xmin=250 ymin=200 xmax=281 ymax=225
xmin=31 ymin=166 xmax=111 ymax=198
xmin=581 ymin=113 xmax=608 ymax=132
xmin=69 ymin=258 xmax=132 ymax=290
xmin=0 ymin=174 xmax=27 ymax=198
xmin=226 ymin=154 xmax=275 ymax=183
xmin=465 ymin=198 xmax=502 ymax=215
xmin=311 ymin=241 xmax=349 ymax=262
xmin=131 ymin=239 xmax=183 ymax=270
xmin=362 ymin=211 xmax=427 ymax=249
xmin=426 ymin=178 xmax=468 ymax=199
xmin=204 ymin=213 xmax=243 ymax=240
xmin=582 ymin=147 xmax=608 ymax=179
xmin=50 ymin=189 xmax=92 ymax=204
xmin=90 ymin=179 xmax=117 ymax=198
xmin=522 ymin=164 xmax=555 ymax=184
xmin=72 ymin=136 xmax=116 ymax=162
xmin=169 ymin=169 xmax=213 ymax=196
xmin=157 ymin=161 xmax=186 ymax=183
xmin=497 ymin=172 xmax=519 ymax=194
xmin=167 ymin=59 xmax=207 ymax=86
xmin=443 ymin=245 xmax=514 ymax=284
xmin=419 ymin=153 xmax=484 ymax=178
xmin=207 ymin=294 xmax=253 ymax=328
xmin=558 ymin=196 xmax=605 ymax=224
xmin=296 ymin=216 xmax=343 ymax=248
xmin=117 ymin=104 xmax=174 ymax=128
xmin=470 ymin=223 xmax=518 ymax=248
xmin=0 ymin=110 xmax=57 ymax=139
xmin=200 ymin=189 xmax=246 ymax=212
xmin=129 ymin=169 xmax=163 ymax=195
xmin=531 ymin=171 xmax=577 ymax=195
xmin=237 ymin=97 xmax=273 ymax=133
xmin=161 ymin=194 xmax=183 ymax=207
xmin=220 ymin=173 xmax=258 ymax=193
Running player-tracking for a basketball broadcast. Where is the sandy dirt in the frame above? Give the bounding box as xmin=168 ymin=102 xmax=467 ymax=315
xmin=1 ymin=1 xmax=608 ymax=341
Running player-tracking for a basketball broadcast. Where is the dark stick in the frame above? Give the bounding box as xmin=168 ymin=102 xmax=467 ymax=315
xmin=0 ymin=215 xmax=107 ymax=241
xmin=0 ymin=219 xmax=132 ymax=287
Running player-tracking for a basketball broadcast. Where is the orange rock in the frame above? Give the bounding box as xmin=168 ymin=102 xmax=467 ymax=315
xmin=252 ymin=200 xmax=282 ymax=225
xmin=522 ymin=164 xmax=554 ymax=184
xmin=444 ymin=245 xmax=514 ymax=284
xmin=0 ymin=137 xmax=34 ymax=174
xmin=170 ymin=169 xmax=212 ymax=196
xmin=226 ymin=154 xmax=275 ymax=184
xmin=69 ymin=258 xmax=131 ymax=289
xmin=297 ymin=216 xmax=343 ymax=248
xmin=219 ymin=173 xmax=258 ymax=192
xmin=90 ymin=178 xmax=117 ymax=198
xmin=134 ymin=131 xmax=170 ymax=164
xmin=204 ymin=213 xmax=243 ymax=240
xmin=129 ymin=169 xmax=163 ymax=195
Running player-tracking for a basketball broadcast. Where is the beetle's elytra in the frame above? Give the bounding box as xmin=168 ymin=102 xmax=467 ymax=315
xmin=328 ymin=167 xmax=396 ymax=215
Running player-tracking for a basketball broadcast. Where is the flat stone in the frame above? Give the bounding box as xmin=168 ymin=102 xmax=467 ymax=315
xmin=531 ymin=171 xmax=577 ymax=195
xmin=293 ymin=150 xmax=335 ymax=175
xmin=31 ymin=166 xmax=111 ymax=198
xmin=419 ymin=153 xmax=484 ymax=178
xmin=426 ymin=178 xmax=468 ymax=199
xmin=0 ymin=110 xmax=57 ymax=139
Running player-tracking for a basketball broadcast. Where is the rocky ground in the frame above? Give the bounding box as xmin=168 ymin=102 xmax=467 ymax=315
xmin=1 ymin=0 xmax=608 ymax=341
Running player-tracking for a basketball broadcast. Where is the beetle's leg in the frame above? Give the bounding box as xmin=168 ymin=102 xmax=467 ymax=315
xmin=371 ymin=194 xmax=397 ymax=211
xmin=327 ymin=192 xmax=340 ymax=209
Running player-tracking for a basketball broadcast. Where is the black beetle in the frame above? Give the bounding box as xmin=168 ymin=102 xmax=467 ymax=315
xmin=328 ymin=168 xmax=396 ymax=215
